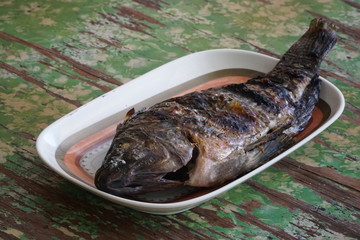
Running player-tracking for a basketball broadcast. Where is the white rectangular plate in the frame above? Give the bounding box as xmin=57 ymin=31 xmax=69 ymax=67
xmin=36 ymin=49 xmax=345 ymax=215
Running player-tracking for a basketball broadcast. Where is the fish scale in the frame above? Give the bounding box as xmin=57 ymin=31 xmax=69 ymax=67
xmin=95 ymin=18 xmax=337 ymax=199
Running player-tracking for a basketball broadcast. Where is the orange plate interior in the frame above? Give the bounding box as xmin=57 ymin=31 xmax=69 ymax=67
xmin=64 ymin=75 xmax=328 ymax=201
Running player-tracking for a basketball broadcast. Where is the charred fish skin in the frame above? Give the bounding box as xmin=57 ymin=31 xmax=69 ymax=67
xmin=95 ymin=109 xmax=195 ymax=196
xmin=95 ymin=18 xmax=337 ymax=198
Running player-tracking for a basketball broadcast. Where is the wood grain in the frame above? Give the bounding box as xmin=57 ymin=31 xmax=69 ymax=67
xmin=0 ymin=0 xmax=359 ymax=239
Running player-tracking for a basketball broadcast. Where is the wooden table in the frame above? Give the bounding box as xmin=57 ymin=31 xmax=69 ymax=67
xmin=1 ymin=0 xmax=359 ymax=239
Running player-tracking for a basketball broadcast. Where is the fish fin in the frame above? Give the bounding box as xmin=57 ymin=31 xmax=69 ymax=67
xmin=244 ymin=123 xmax=291 ymax=152
xmin=125 ymin=108 xmax=135 ymax=119
xmin=294 ymin=75 xmax=321 ymax=130
xmin=244 ymin=133 xmax=295 ymax=171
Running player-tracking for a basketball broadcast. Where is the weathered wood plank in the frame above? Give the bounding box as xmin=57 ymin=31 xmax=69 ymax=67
xmin=1 ymin=0 xmax=359 ymax=239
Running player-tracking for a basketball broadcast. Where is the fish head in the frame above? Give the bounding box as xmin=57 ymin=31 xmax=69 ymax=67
xmin=95 ymin=127 xmax=194 ymax=197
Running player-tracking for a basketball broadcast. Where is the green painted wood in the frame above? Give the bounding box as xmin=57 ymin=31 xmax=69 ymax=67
xmin=1 ymin=0 xmax=359 ymax=239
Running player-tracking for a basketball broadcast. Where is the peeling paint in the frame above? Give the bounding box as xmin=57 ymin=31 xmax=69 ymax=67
xmin=0 ymin=0 xmax=359 ymax=239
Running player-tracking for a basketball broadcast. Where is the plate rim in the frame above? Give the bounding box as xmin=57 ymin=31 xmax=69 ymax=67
xmin=36 ymin=49 xmax=345 ymax=214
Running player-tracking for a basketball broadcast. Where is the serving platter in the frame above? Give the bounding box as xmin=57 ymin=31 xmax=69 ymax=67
xmin=36 ymin=49 xmax=345 ymax=215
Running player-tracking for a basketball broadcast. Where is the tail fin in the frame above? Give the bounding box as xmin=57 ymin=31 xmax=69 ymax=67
xmin=267 ymin=18 xmax=337 ymax=96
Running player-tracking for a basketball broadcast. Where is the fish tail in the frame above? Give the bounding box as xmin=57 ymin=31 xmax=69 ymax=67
xmin=267 ymin=18 xmax=337 ymax=102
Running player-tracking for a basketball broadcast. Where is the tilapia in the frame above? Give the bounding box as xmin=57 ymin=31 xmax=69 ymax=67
xmin=95 ymin=18 xmax=337 ymax=198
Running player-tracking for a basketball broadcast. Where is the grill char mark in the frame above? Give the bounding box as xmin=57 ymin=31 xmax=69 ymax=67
xmin=246 ymin=77 xmax=295 ymax=107
xmin=170 ymin=89 xmax=258 ymax=134
xmin=224 ymin=83 xmax=281 ymax=114
xmin=95 ymin=19 xmax=338 ymax=197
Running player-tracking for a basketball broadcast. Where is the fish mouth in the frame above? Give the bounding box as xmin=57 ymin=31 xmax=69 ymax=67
xmin=94 ymin=163 xmax=190 ymax=197
xmin=95 ymin=140 xmax=200 ymax=197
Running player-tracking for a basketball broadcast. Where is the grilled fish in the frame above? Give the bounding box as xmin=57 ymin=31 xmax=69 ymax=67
xmin=95 ymin=19 xmax=337 ymax=198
